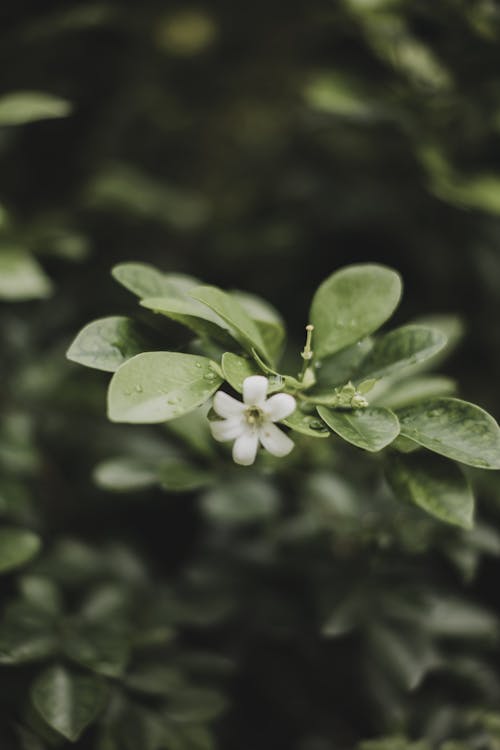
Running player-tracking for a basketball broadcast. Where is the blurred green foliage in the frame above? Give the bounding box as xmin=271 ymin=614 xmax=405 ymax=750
xmin=3 ymin=0 xmax=500 ymax=748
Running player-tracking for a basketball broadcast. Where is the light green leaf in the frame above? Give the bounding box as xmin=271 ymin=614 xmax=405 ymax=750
xmin=158 ymin=461 xmax=213 ymax=492
xmin=375 ymin=376 xmax=456 ymax=410
xmin=0 ymin=528 xmax=41 ymax=574
xmin=201 ymin=478 xmax=280 ymax=524
xmin=0 ymin=250 xmax=52 ymax=300
xmin=31 ymin=665 xmax=108 ymax=741
xmin=310 ymin=264 xmax=402 ymax=358
xmin=356 ymin=325 xmax=447 ymax=380
xmin=317 ymin=406 xmax=400 ymax=452
xmin=107 ymin=352 xmax=222 ymax=423
xmin=221 ymin=352 xmax=261 ymax=392
xmin=398 ymin=398 xmax=500 ymax=469
xmin=165 ymin=405 xmax=215 ymax=457
xmin=190 ymin=285 xmax=270 ymax=361
xmin=66 ymin=317 xmax=149 ymax=372
xmin=231 ymin=290 xmax=286 ymax=364
xmin=386 ymin=453 xmax=474 ymax=528
xmin=112 ymin=262 xmax=199 ymax=299
xmin=0 ymin=91 xmax=72 ymax=125
xmin=140 ymin=296 xmax=234 ymax=346
xmin=93 ymin=458 xmax=158 ymax=492
xmin=283 ymin=409 xmax=330 ymax=438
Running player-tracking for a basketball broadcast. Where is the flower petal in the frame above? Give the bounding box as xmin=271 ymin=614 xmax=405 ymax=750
xmin=213 ymin=391 xmax=246 ymax=418
xmin=210 ymin=417 xmax=244 ymax=442
xmin=258 ymin=423 xmax=294 ymax=458
xmin=264 ymin=393 xmax=296 ymax=422
xmin=243 ymin=375 xmax=268 ymax=407
xmin=232 ymin=430 xmax=259 ymax=466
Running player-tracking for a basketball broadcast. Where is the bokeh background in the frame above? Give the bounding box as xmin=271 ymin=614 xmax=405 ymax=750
xmin=3 ymin=1 xmax=500 ymax=749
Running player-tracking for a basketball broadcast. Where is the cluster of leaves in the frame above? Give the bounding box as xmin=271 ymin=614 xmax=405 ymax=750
xmin=68 ymin=261 xmax=500 ymax=530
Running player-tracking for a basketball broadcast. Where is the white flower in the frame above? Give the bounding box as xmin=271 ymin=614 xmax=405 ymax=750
xmin=210 ymin=375 xmax=296 ymax=466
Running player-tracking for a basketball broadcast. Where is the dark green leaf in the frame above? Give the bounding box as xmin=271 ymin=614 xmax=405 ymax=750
xmin=0 ymin=528 xmax=41 ymax=574
xmin=140 ymin=296 xmax=234 ymax=346
xmin=158 ymin=461 xmax=213 ymax=492
xmin=31 ymin=665 xmax=108 ymax=742
xmin=386 ymin=452 xmax=474 ymax=528
xmin=63 ymin=623 xmax=130 ymax=677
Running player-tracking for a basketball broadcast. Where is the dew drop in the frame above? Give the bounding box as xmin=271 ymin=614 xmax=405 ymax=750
xmin=428 ymin=408 xmax=444 ymax=418
xmin=195 ymin=363 xmax=202 ymax=368
xmin=204 ymin=371 xmax=217 ymax=382
xmin=309 ymin=419 xmax=327 ymax=431
xmin=134 ymin=384 xmax=143 ymax=393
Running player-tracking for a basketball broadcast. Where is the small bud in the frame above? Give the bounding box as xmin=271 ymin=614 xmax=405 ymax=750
xmin=351 ymin=392 xmax=369 ymax=409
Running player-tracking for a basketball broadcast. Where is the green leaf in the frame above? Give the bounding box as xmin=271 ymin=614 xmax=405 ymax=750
xmin=19 ymin=576 xmax=63 ymax=616
xmin=63 ymin=623 xmax=130 ymax=677
xmin=93 ymin=457 xmax=158 ymax=492
xmin=425 ymin=597 xmax=498 ymax=639
xmin=221 ymin=352 xmax=261 ymax=392
xmin=386 ymin=453 xmax=474 ymax=528
xmin=190 ymin=285 xmax=270 ymax=361
xmin=0 ymin=528 xmax=41 ymax=574
xmin=282 ymin=409 xmax=330 ymax=438
xmin=367 ymin=624 xmax=438 ymax=691
xmin=66 ymin=317 xmax=149 ymax=372
xmin=112 ymin=262 xmax=199 ymax=299
xmin=398 ymin=398 xmax=500 ymax=469
xmin=166 ymin=687 xmax=227 ymax=723
xmin=140 ymin=296 xmax=234 ymax=346
xmin=125 ymin=666 xmax=185 ymax=696
xmin=231 ymin=290 xmax=286 ymax=364
xmin=317 ymin=406 xmax=400 ymax=452
xmin=158 ymin=461 xmax=213 ymax=492
xmin=0 ymin=250 xmax=52 ymax=300
xmin=165 ymin=405 xmax=215 ymax=457
xmin=0 ymin=620 xmax=57 ymax=665
xmin=356 ymin=325 xmax=447 ymax=380
xmin=107 ymin=352 xmax=222 ymax=423
xmin=375 ymin=376 xmax=456 ymax=410
xmin=314 ymin=338 xmax=373 ymax=388
xmin=0 ymin=91 xmax=72 ymax=125
xmin=31 ymin=665 xmax=108 ymax=742
xmin=201 ymin=477 xmax=280 ymax=524
xmin=310 ymin=264 xmax=402 ymax=358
